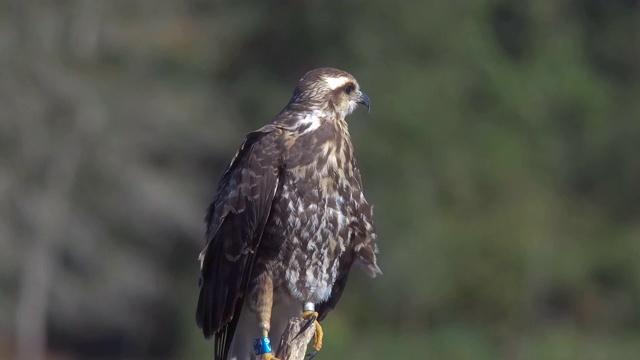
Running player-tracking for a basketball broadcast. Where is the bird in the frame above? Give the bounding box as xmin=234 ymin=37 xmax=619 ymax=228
xmin=196 ymin=67 xmax=381 ymax=360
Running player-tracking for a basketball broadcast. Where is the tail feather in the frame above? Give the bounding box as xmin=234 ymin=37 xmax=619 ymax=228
xmin=196 ymin=212 xmax=259 ymax=360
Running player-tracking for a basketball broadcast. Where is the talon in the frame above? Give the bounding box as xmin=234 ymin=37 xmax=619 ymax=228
xmin=301 ymin=311 xmax=323 ymax=353
xmin=307 ymin=350 xmax=319 ymax=360
xmin=296 ymin=312 xmax=317 ymax=339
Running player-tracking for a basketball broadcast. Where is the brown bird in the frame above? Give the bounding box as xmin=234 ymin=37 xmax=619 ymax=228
xmin=196 ymin=67 xmax=381 ymax=360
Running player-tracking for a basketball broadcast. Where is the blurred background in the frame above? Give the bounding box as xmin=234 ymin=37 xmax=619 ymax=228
xmin=1 ymin=0 xmax=640 ymax=359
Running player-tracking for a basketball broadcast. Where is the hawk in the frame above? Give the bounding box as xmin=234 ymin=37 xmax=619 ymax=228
xmin=196 ymin=67 xmax=381 ymax=360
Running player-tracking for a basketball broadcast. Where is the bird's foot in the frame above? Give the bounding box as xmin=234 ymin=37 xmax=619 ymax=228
xmin=300 ymin=310 xmax=323 ymax=357
xmin=260 ymin=353 xmax=281 ymax=360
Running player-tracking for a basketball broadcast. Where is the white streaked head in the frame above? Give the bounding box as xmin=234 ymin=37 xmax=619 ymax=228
xmin=289 ymin=67 xmax=370 ymax=119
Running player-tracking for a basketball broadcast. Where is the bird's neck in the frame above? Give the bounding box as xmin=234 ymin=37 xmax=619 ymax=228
xmin=275 ymin=106 xmax=355 ymax=179
xmin=275 ymin=106 xmax=348 ymax=136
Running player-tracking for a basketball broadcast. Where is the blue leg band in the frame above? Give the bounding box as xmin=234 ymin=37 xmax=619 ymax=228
xmin=253 ymin=337 xmax=272 ymax=356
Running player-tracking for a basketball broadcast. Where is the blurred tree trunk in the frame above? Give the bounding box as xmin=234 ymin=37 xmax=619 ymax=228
xmin=9 ymin=1 xmax=105 ymax=359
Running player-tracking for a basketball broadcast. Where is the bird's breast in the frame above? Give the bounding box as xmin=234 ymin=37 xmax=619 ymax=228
xmin=265 ymin=166 xmax=353 ymax=303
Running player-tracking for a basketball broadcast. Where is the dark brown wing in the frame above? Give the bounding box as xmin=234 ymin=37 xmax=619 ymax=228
xmin=196 ymin=126 xmax=283 ymax=360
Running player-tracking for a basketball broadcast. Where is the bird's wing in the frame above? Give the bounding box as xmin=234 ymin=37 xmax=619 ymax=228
xmin=196 ymin=125 xmax=283 ymax=360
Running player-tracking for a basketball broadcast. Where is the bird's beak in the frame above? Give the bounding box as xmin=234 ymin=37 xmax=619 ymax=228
xmin=357 ymin=91 xmax=371 ymax=113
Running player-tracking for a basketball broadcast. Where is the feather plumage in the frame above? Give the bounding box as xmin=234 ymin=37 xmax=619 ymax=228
xmin=197 ymin=68 xmax=380 ymax=360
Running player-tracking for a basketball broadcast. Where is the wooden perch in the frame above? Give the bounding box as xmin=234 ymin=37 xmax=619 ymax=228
xmin=274 ymin=316 xmax=316 ymax=360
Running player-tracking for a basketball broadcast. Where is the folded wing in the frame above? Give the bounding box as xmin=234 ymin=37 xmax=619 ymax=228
xmin=196 ymin=126 xmax=283 ymax=360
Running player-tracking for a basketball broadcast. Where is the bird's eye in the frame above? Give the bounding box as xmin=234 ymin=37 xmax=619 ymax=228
xmin=344 ymin=84 xmax=355 ymax=95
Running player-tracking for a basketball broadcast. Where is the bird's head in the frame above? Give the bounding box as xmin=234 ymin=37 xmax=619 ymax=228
xmin=290 ymin=67 xmax=370 ymax=119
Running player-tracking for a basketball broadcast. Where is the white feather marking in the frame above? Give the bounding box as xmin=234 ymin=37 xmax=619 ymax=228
xmin=324 ymin=76 xmax=350 ymax=90
xmin=337 ymin=212 xmax=347 ymax=230
xmin=347 ymin=99 xmax=359 ymax=115
xmin=298 ymin=113 xmax=322 ymax=134
xmin=305 ymin=268 xmax=316 ymax=287
xmin=327 ymin=208 xmax=347 ymax=231
xmin=307 ymin=241 xmax=317 ymax=251
xmin=327 ymin=154 xmax=338 ymax=169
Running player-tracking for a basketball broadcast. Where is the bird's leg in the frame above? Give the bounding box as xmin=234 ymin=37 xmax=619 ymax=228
xmin=253 ymin=274 xmax=280 ymax=360
xmin=300 ymin=302 xmax=323 ymax=358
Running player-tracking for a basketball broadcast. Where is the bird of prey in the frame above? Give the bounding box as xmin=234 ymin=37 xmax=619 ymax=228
xmin=196 ymin=67 xmax=381 ymax=360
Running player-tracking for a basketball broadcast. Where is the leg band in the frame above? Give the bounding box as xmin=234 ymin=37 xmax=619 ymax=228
xmin=253 ymin=337 xmax=272 ymax=355
xmin=303 ymin=302 xmax=315 ymax=312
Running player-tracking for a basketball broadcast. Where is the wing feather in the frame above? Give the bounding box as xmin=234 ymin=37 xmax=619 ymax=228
xmin=196 ymin=126 xmax=282 ymax=360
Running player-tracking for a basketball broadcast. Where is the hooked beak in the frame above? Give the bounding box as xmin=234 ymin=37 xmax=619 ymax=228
xmin=357 ymin=91 xmax=371 ymax=113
